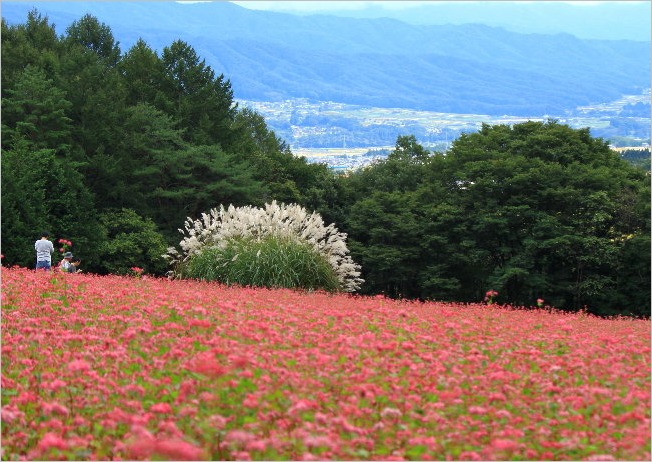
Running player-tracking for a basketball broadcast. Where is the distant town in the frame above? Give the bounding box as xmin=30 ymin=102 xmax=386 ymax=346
xmin=238 ymin=89 xmax=651 ymax=170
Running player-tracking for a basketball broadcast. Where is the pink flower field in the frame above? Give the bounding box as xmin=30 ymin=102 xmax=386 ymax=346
xmin=1 ymin=267 xmax=650 ymax=461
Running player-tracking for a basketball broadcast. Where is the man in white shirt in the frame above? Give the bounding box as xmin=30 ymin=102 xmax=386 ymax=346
xmin=35 ymin=231 xmax=55 ymax=271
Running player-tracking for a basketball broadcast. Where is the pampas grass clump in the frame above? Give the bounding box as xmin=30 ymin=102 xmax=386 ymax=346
xmin=164 ymin=201 xmax=363 ymax=292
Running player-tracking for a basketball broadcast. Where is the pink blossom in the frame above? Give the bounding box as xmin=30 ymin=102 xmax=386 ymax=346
xmin=154 ymin=439 xmax=205 ymax=460
xmin=0 ymin=267 xmax=649 ymax=461
xmin=468 ymin=406 xmax=488 ymax=415
xmin=303 ymin=435 xmax=333 ymax=449
xmin=45 ymin=379 xmax=67 ymax=392
xmin=185 ymin=351 xmax=225 ymax=377
xmin=67 ymin=359 xmax=91 ymax=372
xmin=127 ymin=437 xmax=156 ymax=459
xmin=495 ymin=409 xmax=512 ymax=419
xmin=459 ymin=451 xmax=483 ymax=460
xmin=40 ymin=401 xmax=69 ymax=416
xmin=224 ymin=430 xmax=255 ymax=445
xmin=245 ymin=440 xmax=268 ymax=452
xmin=150 ymin=402 xmax=173 ymax=414
xmin=301 ymin=453 xmax=322 ymax=461
xmin=288 ymin=398 xmax=316 ymax=415
xmin=37 ymin=432 xmax=68 ymax=451
xmin=491 ymin=438 xmax=519 ymax=451
xmin=1 ymin=405 xmax=25 ymax=423
xmin=380 ymin=407 xmax=403 ymax=420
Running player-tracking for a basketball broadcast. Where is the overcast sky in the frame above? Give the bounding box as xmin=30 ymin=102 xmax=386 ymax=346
xmin=232 ymin=1 xmax=449 ymax=10
xmin=226 ymin=0 xmax=650 ymax=41
xmin=231 ymin=1 xmax=638 ymax=12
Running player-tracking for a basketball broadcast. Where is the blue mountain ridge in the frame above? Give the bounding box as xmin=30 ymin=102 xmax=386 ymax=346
xmin=2 ymin=1 xmax=650 ymax=116
xmin=262 ymin=1 xmax=651 ymax=42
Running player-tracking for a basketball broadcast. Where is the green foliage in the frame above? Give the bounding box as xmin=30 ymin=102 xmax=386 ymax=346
xmin=65 ymin=14 xmax=120 ymax=65
xmin=2 ymin=9 xmax=318 ymax=273
xmin=1 ymin=142 xmax=49 ymax=268
xmin=346 ymin=191 xmax=423 ymax=298
xmin=183 ymin=236 xmax=342 ymax=292
xmin=341 ymin=121 xmax=650 ymax=316
xmin=618 ymin=148 xmax=651 ymax=172
xmin=96 ymin=208 xmax=168 ymax=276
xmin=1 ymin=141 xmax=104 ymax=269
xmin=161 ymin=39 xmax=235 ymax=146
xmin=1 ymin=11 xmax=62 ymax=91
xmin=1 ymin=65 xmax=73 ymax=151
xmin=145 ymin=144 xmax=268 ymax=239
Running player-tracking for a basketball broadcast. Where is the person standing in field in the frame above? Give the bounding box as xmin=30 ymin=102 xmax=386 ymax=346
xmin=35 ymin=231 xmax=54 ymax=270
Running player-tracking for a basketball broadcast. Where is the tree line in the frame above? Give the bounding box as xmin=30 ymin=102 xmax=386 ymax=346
xmin=2 ymin=11 xmax=339 ymax=274
xmin=2 ymin=11 xmax=649 ymax=317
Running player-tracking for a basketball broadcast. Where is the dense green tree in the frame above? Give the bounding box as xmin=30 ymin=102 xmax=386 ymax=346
xmin=346 ymin=191 xmax=423 ymax=298
xmin=160 ymin=40 xmax=235 ymax=146
xmin=438 ymin=121 xmax=649 ymax=313
xmin=59 ymin=15 xmax=126 ymax=159
xmin=64 ymin=13 xmax=121 ymax=66
xmin=1 ymin=141 xmax=50 ymax=268
xmin=96 ymin=208 xmax=169 ymax=275
xmin=340 ymin=121 xmax=650 ymax=315
xmin=98 ymin=102 xmax=185 ymax=214
xmin=136 ymin=143 xmax=268 ymax=241
xmin=118 ymin=39 xmax=171 ymax=109
xmin=1 ymin=11 xmax=61 ymax=92
xmin=344 ymin=135 xmax=431 ymax=198
xmin=1 ymin=141 xmax=103 ymax=270
xmin=1 ymin=11 xmax=276 ymax=271
xmin=341 ymin=136 xmax=435 ymax=297
xmin=619 ymin=148 xmax=651 ymax=172
xmin=1 ymin=65 xmax=73 ymax=152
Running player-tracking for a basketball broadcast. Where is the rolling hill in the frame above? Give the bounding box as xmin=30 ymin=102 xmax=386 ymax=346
xmin=2 ymin=1 xmax=650 ymax=117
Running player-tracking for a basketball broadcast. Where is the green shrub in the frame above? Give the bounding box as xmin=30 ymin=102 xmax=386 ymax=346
xmin=183 ymin=235 xmax=342 ymax=291
xmin=97 ymin=208 xmax=169 ymax=276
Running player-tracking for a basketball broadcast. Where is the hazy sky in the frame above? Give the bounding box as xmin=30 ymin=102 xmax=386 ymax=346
xmin=227 ymin=0 xmax=650 ymax=41
xmin=233 ymin=1 xmax=457 ymax=10
xmin=231 ymin=1 xmax=639 ymax=12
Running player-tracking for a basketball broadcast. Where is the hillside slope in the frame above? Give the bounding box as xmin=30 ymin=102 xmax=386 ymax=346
xmin=2 ymin=267 xmax=650 ymax=460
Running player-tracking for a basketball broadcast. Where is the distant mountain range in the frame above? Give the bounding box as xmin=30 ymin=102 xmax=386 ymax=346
xmin=2 ymin=1 xmax=650 ymax=117
xmin=242 ymin=1 xmax=651 ymax=42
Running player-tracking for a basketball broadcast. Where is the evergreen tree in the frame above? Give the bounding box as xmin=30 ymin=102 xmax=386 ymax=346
xmin=60 ymin=15 xmax=126 ymax=159
xmin=64 ymin=13 xmax=121 ymax=66
xmin=1 ymin=11 xmax=61 ymax=92
xmin=160 ymin=40 xmax=235 ymax=146
xmin=1 ymin=65 xmax=73 ymax=152
xmin=119 ymin=39 xmax=171 ymax=109
xmin=1 ymin=141 xmax=103 ymax=270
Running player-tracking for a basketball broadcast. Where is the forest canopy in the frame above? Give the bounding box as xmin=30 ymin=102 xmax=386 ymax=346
xmin=1 ymin=10 xmax=337 ymax=270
